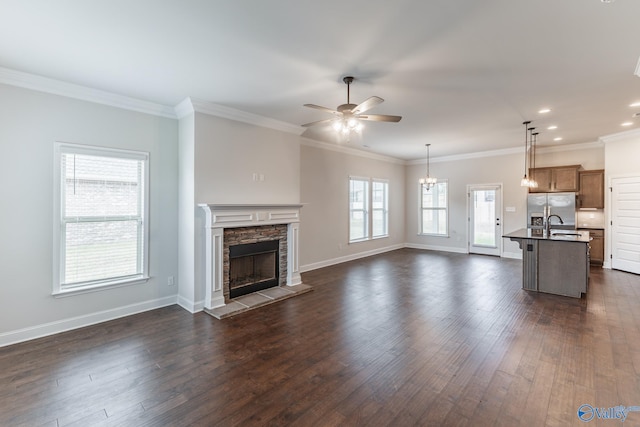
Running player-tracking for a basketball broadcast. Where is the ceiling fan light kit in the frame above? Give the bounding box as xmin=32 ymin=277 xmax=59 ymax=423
xmin=302 ymin=76 xmax=402 ymax=141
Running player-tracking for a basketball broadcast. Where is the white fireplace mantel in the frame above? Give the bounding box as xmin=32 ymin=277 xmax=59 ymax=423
xmin=198 ymin=203 xmax=303 ymax=309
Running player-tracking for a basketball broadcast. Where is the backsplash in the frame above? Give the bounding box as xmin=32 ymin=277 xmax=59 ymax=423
xmin=577 ymin=209 xmax=605 ymax=228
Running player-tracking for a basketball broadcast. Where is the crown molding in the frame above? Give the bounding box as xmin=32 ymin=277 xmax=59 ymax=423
xmin=534 ymin=140 xmax=603 ymax=154
xmin=174 ymin=97 xmax=195 ymax=119
xmin=406 ymin=140 xmax=604 ymax=165
xmin=300 ymin=137 xmax=406 ymax=165
xmin=406 ymin=146 xmax=522 ymax=165
xmin=0 ymin=66 xmax=176 ymax=119
xmin=175 ymin=97 xmax=303 ymax=135
xmin=599 ymin=127 xmax=640 ymax=144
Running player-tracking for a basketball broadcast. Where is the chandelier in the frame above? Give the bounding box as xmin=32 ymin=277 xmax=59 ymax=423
xmin=419 ymin=143 xmax=437 ymax=190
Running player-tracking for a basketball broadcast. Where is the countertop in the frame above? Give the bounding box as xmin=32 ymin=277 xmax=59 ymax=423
xmin=503 ymin=228 xmax=591 ymax=243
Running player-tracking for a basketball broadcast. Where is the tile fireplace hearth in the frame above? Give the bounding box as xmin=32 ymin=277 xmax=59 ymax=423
xmin=198 ymin=204 xmax=310 ymax=318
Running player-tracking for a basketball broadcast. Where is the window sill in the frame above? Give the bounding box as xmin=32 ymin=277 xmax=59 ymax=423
xmin=349 ymin=238 xmax=369 ymax=244
xmin=418 ymin=233 xmax=449 ymax=238
xmin=53 ymin=276 xmax=150 ymax=298
xmin=349 ymin=235 xmax=389 ymax=244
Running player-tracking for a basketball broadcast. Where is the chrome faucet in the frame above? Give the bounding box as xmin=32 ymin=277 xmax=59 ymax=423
xmin=545 ymin=214 xmax=564 ymax=235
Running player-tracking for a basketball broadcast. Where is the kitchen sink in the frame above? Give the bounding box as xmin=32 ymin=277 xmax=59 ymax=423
xmin=551 ymin=232 xmax=582 ymax=237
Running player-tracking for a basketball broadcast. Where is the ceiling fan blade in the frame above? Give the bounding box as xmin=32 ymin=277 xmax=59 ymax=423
xmin=358 ymin=114 xmax=402 ymax=123
xmin=301 ymin=118 xmax=337 ymax=127
xmin=352 ymin=96 xmax=384 ymax=114
xmin=303 ymin=104 xmax=340 ymax=115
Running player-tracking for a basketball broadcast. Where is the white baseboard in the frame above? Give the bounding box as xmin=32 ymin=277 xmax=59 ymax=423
xmin=300 ymin=243 xmax=404 ymax=272
xmin=300 ymin=242 xmax=519 ymax=273
xmin=2 ymin=242 xmax=525 ymax=348
xmin=0 ymin=295 xmax=177 ymax=348
xmin=176 ymin=295 xmax=204 ymax=313
xmin=404 ymin=243 xmax=469 ymax=254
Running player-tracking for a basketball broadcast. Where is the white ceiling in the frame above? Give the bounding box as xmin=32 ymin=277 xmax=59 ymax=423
xmin=1 ymin=0 xmax=640 ymax=160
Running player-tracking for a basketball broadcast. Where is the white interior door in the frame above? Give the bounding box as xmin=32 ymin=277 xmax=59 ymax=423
xmin=468 ymin=185 xmax=502 ymax=256
xmin=611 ymin=176 xmax=640 ymax=274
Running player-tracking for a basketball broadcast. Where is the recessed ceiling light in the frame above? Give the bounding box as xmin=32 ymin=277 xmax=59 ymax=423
xmin=553 ymin=137 xmax=563 ymax=141
xmin=621 ymin=122 xmax=633 ymax=127
xmin=538 ymin=108 xmax=551 ymax=114
xmin=630 ymin=102 xmax=640 ymax=108
xmin=547 ymin=125 xmax=558 ymax=130
xmin=601 ymin=0 xmax=615 ymax=3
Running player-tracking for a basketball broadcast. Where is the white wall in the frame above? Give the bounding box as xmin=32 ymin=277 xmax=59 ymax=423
xmin=603 ymin=131 xmax=640 ymax=176
xmin=299 ymin=141 xmax=406 ymax=270
xmin=177 ymin=109 xmax=302 ymax=311
xmin=404 ymin=144 xmax=605 ymax=258
xmin=534 ymin=143 xmax=604 ymax=170
xmin=0 ymin=84 xmax=179 ymax=345
xmin=194 ymin=112 xmax=300 ymax=205
xmin=0 ymin=80 xmax=615 ymax=346
xmin=405 ymin=151 xmax=526 ymax=257
xmin=603 ymin=129 xmax=640 ymax=266
xmin=177 ymin=113 xmax=196 ymax=310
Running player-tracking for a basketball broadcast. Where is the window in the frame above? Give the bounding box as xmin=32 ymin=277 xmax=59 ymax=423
xmin=349 ymin=177 xmax=389 ymax=242
xmin=372 ymin=180 xmax=389 ymax=238
xmin=53 ymin=143 xmax=149 ymax=295
xmin=349 ymin=178 xmax=369 ymax=241
xmin=420 ymin=180 xmax=448 ymax=236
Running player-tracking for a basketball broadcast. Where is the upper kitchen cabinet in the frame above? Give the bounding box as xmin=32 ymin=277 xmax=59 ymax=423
xmin=578 ymin=169 xmax=605 ymax=209
xmin=529 ymin=165 xmax=580 ymax=193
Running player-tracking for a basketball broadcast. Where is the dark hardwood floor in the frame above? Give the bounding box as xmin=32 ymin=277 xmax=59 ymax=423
xmin=2 ymin=248 xmax=640 ymax=426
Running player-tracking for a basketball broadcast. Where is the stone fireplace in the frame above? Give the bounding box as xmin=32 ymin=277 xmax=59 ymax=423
xmin=198 ymin=204 xmax=304 ymax=312
xmin=225 ymin=225 xmax=287 ymax=299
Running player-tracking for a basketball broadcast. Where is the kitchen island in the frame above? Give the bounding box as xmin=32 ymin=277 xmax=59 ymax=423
xmin=504 ymin=228 xmax=590 ymax=298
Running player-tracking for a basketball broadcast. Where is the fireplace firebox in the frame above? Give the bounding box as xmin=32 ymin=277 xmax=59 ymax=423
xmin=228 ymin=240 xmax=279 ymax=298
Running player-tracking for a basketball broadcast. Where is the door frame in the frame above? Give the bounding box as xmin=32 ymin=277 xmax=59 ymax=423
xmin=467 ymin=183 xmax=503 ymax=256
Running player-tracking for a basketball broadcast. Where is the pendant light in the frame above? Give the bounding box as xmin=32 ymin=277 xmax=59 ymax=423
xmin=529 ymin=131 xmax=539 ymax=188
xmin=520 ymin=121 xmax=531 ymax=187
xmin=419 ymin=143 xmax=437 ymax=190
xmin=527 ymin=126 xmax=537 ymax=188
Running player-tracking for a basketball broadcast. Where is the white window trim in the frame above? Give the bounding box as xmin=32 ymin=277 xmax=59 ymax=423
xmin=349 ymin=176 xmax=390 ymax=244
xmin=419 ymin=179 xmax=449 ymax=237
xmin=52 ymin=142 xmax=150 ymax=296
xmin=371 ymin=178 xmax=389 ymax=239
xmin=348 ymin=176 xmax=370 ymax=243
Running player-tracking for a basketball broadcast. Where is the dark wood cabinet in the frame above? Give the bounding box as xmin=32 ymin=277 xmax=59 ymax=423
xmin=589 ymin=229 xmax=604 ymax=265
xmin=579 ymin=169 xmax=604 ymax=209
xmin=579 ymin=228 xmax=604 ymax=265
xmin=529 ymin=168 xmax=552 ymax=191
xmin=529 ymin=165 xmax=580 ymax=193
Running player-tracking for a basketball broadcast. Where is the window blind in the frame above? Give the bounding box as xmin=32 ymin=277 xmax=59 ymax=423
xmin=60 ymin=152 xmax=145 ymax=288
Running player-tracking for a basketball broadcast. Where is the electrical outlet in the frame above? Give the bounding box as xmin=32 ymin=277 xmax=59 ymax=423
xmin=168 ymin=276 xmax=175 ymax=286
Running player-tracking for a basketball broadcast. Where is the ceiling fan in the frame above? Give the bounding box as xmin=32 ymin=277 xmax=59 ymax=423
xmin=302 ymin=76 xmax=402 ymax=133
